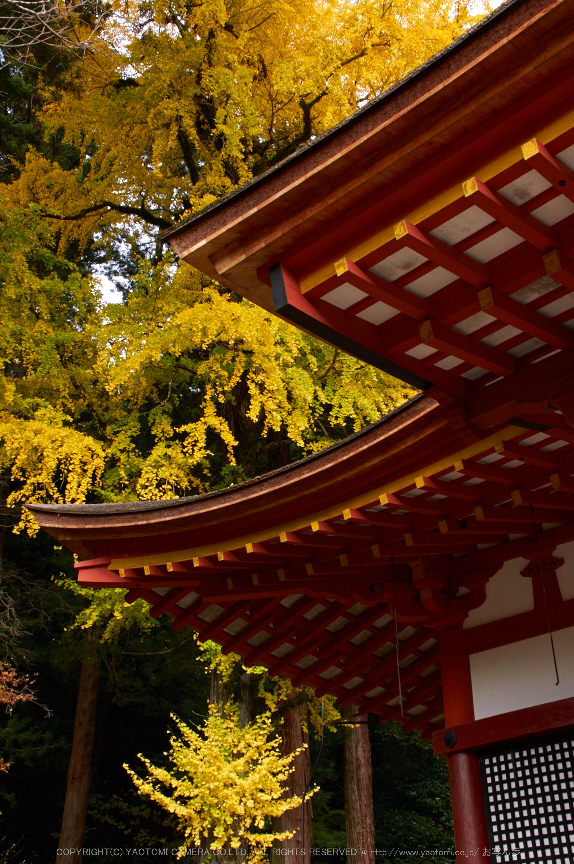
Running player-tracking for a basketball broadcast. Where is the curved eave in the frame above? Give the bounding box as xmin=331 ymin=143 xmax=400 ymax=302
xmin=29 ymin=394 xmax=480 ymax=560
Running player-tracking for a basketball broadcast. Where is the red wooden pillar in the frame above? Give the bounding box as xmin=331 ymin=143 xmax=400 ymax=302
xmin=439 ymin=628 xmax=489 ymax=861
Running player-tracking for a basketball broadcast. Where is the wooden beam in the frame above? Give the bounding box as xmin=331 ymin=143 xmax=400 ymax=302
xmin=551 ymin=472 xmax=574 ymax=493
xmin=149 ymin=587 xmax=196 ymax=619
xmin=415 ymin=476 xmax=482 ymax=501
xmin=474 ymin=503 xmax=574 ymax=524
xmin=494 ymin=440 xmax=558 ymax=469
xmin=543 ymin=249 xmax=574 ymax=291
xmin=405 ymin=531 xmax=502 ymax=547
xmin=394 ymin=221 xmax=490 ymax=287
xmin=511 ymin=488 xmax=574 ymax=510
xmin=522 ymin=138 xmax=574 ymax=204
xmin=478 ymin=286 xmax=573 ymax=349
xmin=329 ymin=258 xmax=432 ymax=319
xmin=433 ymin=695 xmax=574 ymax=757
xmin=419 ymin=319 xmax=516 ymax=376
xmin=380 ymin=493 xmax=447 ymax=517
xmin=463 ymin=176 xmax=557 ymax=250
xmin=454 ymin=457 xmax=519 ymax=485
xmin=438 ymin=518 xmax=535 ymax=535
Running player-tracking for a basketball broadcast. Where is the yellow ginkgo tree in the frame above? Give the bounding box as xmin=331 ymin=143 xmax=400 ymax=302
xmin=126 ymin=707 xmax=313 ymax=860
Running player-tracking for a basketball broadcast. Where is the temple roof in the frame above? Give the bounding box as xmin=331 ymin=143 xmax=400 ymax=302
xmin=28 ymin=0 xmax=574 ymax=734
xmin=162 ymin=0 xmax=574 ymax=417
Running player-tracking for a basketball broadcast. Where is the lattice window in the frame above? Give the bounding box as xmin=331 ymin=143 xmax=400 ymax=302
xmin=479 ymin=733 xmax=574 ymax=864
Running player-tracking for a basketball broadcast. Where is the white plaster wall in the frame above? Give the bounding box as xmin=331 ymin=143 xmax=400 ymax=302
xmin=470 ymin=625 xmax=574 ymax=720
xmin=463 ymin=556 xmax=533 ymax=628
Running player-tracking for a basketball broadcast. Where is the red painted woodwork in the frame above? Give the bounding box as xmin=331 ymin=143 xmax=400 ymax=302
xmin=440 ymin=628 xmax=474 ymax=728
xmin=464 ymin=596 xmax=574 ymax=655
xmin=433 ymin=695 xmax=574 ymax=757
xmin=447 ymin=753 xmax=490 ymax=861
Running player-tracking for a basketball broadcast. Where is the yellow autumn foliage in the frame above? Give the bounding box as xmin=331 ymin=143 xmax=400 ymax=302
xmin=0 ymin=409 xmax=105 ymax=533
xmin=126 ymin=707 xmax=313 ymax=859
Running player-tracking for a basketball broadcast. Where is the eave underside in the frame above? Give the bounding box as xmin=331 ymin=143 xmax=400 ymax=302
xmin=28 ymin=398 xmax=574 ymax=736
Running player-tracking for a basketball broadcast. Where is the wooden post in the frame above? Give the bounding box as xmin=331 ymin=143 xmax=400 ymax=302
xmin=343 ymin=704 xmax=375 ymax=864
xmin=57 ymin=650 xmax=101 ymax=864
xmin=439 ymin=628 xmax=489 ymax=861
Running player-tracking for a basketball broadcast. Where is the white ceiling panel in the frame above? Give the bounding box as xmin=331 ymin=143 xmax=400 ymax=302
xmin=356 ymin=301 xmax=399 ymax=325
xmin=322 ymin=282 xmax=367 ymax=309
xmin=498 ymin=169 xmax=552 ymax=205
xmin=430 ymin=205 xmax=495 ymax=246
xmin=510 ymin=276 xmax=560 ymax=304
xmin=434 ymin=355 xmax=464 ymax=370
xmin=538 ymin=293 xmax=574 ymax=318
xmin=405 ymin=343 xmax=438 ymax=360
xmin=452 ymin=311 xmax=496 ymax=334
xmin=531 ymin=194 xmax=574 ymax=226
xmin=481 ymin=324 xmax=522 ymax=346
xmin=507 ymin=337 xmax=546 ymax=357
xmin=465 ymin=227 xmax=523 ymax=262
xmin=370 ymin=247 xmax=427 ymax=281
xmin=557 ymin=143 xmax=574 ymax=169
xmin=461 ymin=366 xmax=488 ymax=379
xmin=404 ymin=266 xmax=457 ymax=297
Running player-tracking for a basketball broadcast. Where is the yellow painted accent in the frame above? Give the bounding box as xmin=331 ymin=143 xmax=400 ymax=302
xmin=419 ymin=320 xmax=433 ymax=342
xmin=300 ymin=263 xmax=337 ymax=294
xmin=278 ymin=569 xmax=285 ymax=581
xmin=334 ymin=258 xmax=349 ymax=276
xmin=405 ymin=533 xmax=415 ymax=547
xmin=217 ymin=551 xmax=225 ymax=561
xmin=300 ymin=109 xmax=574 ymax=296
xmin=167 ymin=562 xmax=174 ymax=572
xmin=415 ymin=476 xmax=426 ymax=489
xmin=251 ymin=573 xmax=259 ymax=586
xmin=478 ymin=287 xmax=494 ymax=311
xmin=454 ymin=460 xmax=464 ymax=472
xmin=371 ymin=544 xmax=380 ymax=558
xmin=438 ymin=520 xmax=449 ymax=535
xmin=119 ymin=568 xmax=126 ymax=578
xmin=193 ymin=557 xmax=200 ymax=567
xmin=279 ymin=532 xmax=287 ymax=543
xmin=462 ymin=177 xmax=478 ymax=197
xmin=144 ymin=565 xmax=151 ymax=576
xmin=394 ymin=220 xmax=408 ymax=240
xmin=108 ymin=424 xmax=525 ymax=570
xmin=342 ymin=508 xmax=352 ymax=521
xmin=521 ymin=138 xmax=540 ymax=160
xmin=511 ymin=489 xmax=523 ymax=505
xmin=474 ymin=505 xmax=485 ymax=521
xmin=246 ymin=543 xmax=254 ymax=553
xmin=305 ymin=563 xmax=314 ymax=576
xmin=544 ymin=249 xmax=561 ymax=275
xmin=339 ymin=553 xmax=349 ymax=567
xmin=226 ymin=578 xmax=234 ymax=589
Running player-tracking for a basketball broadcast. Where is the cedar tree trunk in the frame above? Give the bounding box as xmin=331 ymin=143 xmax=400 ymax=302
xmin=57 ymin=642 xmax=101 ymax=864
xmin=343 ymin=704 xmax=375 ymax=864
xmin=273 ymin=699 xmax=312 ymax=863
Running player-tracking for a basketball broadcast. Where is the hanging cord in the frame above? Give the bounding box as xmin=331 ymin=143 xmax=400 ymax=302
xmin=301 ymin=697 xmax=324 ymax=858
xmin=391 ymin=555 xmax=404 ymax=716
xmin=530 ymin=504 xmax=560 ymax=686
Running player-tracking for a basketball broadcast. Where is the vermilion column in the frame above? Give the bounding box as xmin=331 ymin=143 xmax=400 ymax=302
xmin=439 ymin=628 xmax=490 ymax=861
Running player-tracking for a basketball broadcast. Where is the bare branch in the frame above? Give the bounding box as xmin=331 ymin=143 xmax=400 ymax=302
xmin=0 ymin=0 xmax=106 ymax=68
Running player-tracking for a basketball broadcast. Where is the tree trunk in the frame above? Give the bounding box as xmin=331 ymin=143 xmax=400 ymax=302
xmin=57 ymin=638 xmax=101 ymax=864
xmin=343 ymin=704 xmax=375 ymax=864
xmin=273 ymin=700 xmax=312 ymax=863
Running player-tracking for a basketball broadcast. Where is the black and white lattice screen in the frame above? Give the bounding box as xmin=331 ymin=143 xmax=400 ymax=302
xmin=479 ymin=732 xmax=574 ymax=863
